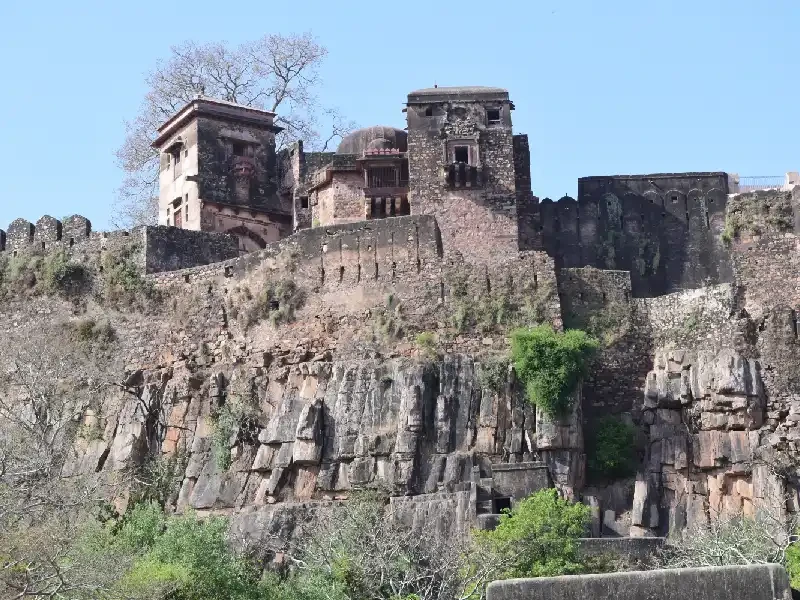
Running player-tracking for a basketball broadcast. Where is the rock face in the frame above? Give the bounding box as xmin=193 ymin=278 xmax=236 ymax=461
xmin=631 ymin=349 xmax=788 ymax=536
xmin=63 ymin=355 xmax=550 ymax=521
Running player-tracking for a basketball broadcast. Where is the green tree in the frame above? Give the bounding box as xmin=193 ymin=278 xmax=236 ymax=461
xmin=476 ymin=489 xmax=591 ymax=578
xmin=587 ymin=416 xmax=637 ymax=480
xmin=511 ymin=325 xmax=598 ymax=417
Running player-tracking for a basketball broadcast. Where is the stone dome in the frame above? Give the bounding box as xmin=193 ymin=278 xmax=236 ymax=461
xmin=337 ymin=126 xmax=407 ymax=154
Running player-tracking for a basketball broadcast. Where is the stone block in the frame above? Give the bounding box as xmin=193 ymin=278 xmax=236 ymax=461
xmin=486 ymin=564 xmax=792 ymax=600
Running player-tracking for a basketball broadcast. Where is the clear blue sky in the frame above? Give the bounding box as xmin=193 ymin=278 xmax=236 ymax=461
xmin=0 ymin=0 xmax=796 ymax=231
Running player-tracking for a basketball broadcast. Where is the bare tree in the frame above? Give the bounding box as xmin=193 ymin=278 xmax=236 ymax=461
xmin=114 ymin=32 xmax=355 ymax=228
xmin=659 ymin=507 xmax=800 ymax=569
xmin=0 ymin=325 xmax=128 ymax=599
xmin=252 ymin=489 xmax=506 ymax=600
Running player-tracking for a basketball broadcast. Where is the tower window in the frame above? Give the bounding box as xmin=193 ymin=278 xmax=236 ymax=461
xmin=454 ymin=146 xmax=469 ymax=164
xmin=487 ymin=109 xmax=501 ymax=124
xmin=301 ymin=197 xmax=309 ymax=209
xmin=424 ymin=106 xmax=433 ymax=117
xmin=232 ymin=141 xmax=246 ymax=156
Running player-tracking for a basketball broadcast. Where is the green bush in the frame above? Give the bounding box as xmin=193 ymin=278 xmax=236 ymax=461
xmin=475 ymin=488 xmax=591 ymax=578
xmin=511 ymin=325 xmax=598 ymax=417
xmin=415 ymin=332 xmax=437 ymax=358
xmin=587 ymin=416 xmax=637 ymax=480
xmin=785 ymin=543 xmax=800 ymax=590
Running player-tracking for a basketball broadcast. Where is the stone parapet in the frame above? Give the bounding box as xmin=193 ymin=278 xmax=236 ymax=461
xmin=486 ymin=564 xmax=791 ymax=600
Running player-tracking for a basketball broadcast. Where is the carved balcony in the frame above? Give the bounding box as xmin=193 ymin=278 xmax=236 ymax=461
xmin=445 ymin=163 xmax=483 ymax=189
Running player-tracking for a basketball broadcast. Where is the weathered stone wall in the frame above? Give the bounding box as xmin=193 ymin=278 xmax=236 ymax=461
xmin=196 ymin=115 xmax=283 ymax=213
xmin=406 ymin=89 xmax=519 ymax=264
xmin=486 ymin=564 xmax=792 ymax=600
xmin=733 ymin=233 xmax=800 ymax=320
xmin=525 ymin=173 xmax=733 ymax=297
xmin=314 ymin=171 xmax=365 ymax=226
xmin=143 ymin=226 xmax=240 ymax=273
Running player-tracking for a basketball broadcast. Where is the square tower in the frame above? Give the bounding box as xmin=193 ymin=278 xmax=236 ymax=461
xmin=152 ymin=98 xmax=292 ymax=252
xmin=406 ymin=86 xmax=520 ymax=263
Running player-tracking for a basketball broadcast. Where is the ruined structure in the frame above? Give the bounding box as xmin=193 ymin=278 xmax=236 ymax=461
xmin=3 ymin=85 xmax=800 ymax=550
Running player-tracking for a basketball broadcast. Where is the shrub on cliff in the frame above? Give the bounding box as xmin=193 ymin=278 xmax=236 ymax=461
xmin=42 ymin=251 xmax=92 ymax=297
xmin=660 ymin=507 xmax=800 ymax=589
xmin=587 ymin=415 xmax=637 ymax=480
xmin=246 ymin=278 xmax=306 ymax=327
xmin=511 ymin=325 xmax=598 ymax=417
xmin=475 ymin=488 xmax=592 ymax=578
xmin=100 ymin=245 xmax=159 ymax=310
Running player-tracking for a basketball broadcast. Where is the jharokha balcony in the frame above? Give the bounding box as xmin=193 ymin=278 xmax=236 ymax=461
xmin=445 ymin=162 xmax=483 ymax=189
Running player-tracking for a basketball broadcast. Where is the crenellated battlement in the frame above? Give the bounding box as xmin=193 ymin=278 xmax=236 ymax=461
xmin=1 ymin=215 xmax=93 ymax=253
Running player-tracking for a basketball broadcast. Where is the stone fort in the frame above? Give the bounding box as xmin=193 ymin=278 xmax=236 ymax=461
xmin=2 ymin=85 xmax=797 ymax=298
xmin=2 ymin=85 xmax=800 ymax=543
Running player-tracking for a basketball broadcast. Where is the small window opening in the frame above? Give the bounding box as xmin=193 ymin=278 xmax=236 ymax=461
xmin=232 ymin=141 xmax=246 ymax=157
xmin=166 ymin=207 xmax=171 ymax=224
xmin=301 ymin=196 xmax=309 ymax=209
xmin=494 ymin=497 xmax=512 ymax=514
xmin=69 ymin=238 xmax=75 ymax=247
xmin=41 ymin=242 xmax=46 ymax=250
xmin=172 ymin=148 xmax=181 ymax=164
xmin=671 ymin=195 xmax=678 ymax=203
xmin=487 ymin=109 xmax=501 ymax=124
xmin=269 ymin=299 xmax=279 ymax=311
xmin=454 ymin=146 xmax=469 ymax=164
xmin=424 ymin=106 xmax=433 ymax=117
xmin=184 ymin=147 xmax=188 ymax=158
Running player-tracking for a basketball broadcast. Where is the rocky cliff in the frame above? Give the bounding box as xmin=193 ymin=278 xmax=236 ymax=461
xmin=3 ymin=203 xmax=800 ymax=543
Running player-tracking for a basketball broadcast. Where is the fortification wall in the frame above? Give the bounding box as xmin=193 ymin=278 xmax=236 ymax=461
xmin=558 ymin=267 xmax=647 ymax=417
xmin=0 ymin=215 xmax=241 ymax=277
xmin=523 ymin=173 xmax=734 ymax=297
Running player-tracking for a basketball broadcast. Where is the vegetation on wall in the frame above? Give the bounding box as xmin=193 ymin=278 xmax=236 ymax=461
xmin=100 ymin=244 xmax=159 ymax=310
xmin=0 ymin=250 xmax=91 ymax=299
xmin=722 ymin=191 xmax=794 ymax=244
xmin=477 ymin=354 xmax=510 ymax=395
xmin=244 ymin=278 xmax=306 ymax=327
xmin=209 ymin=396 xmax=260 ymax=470
xmin=373 ymin=293 xmax=405 ymax=343
xmin=586 ymin=415 xmax=637 ymax=480
xmin=41 ymin=251 xmax=92 ymax=297
xmin=414 ymin=331 xmax=438 ymax=358
xmin=564 ymin=297 xmax=632 ymax=347
xmin=448 ymin=267 xmax=555 ymax=334
xmin=511 ymin=325 xmax=598 ymax=417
